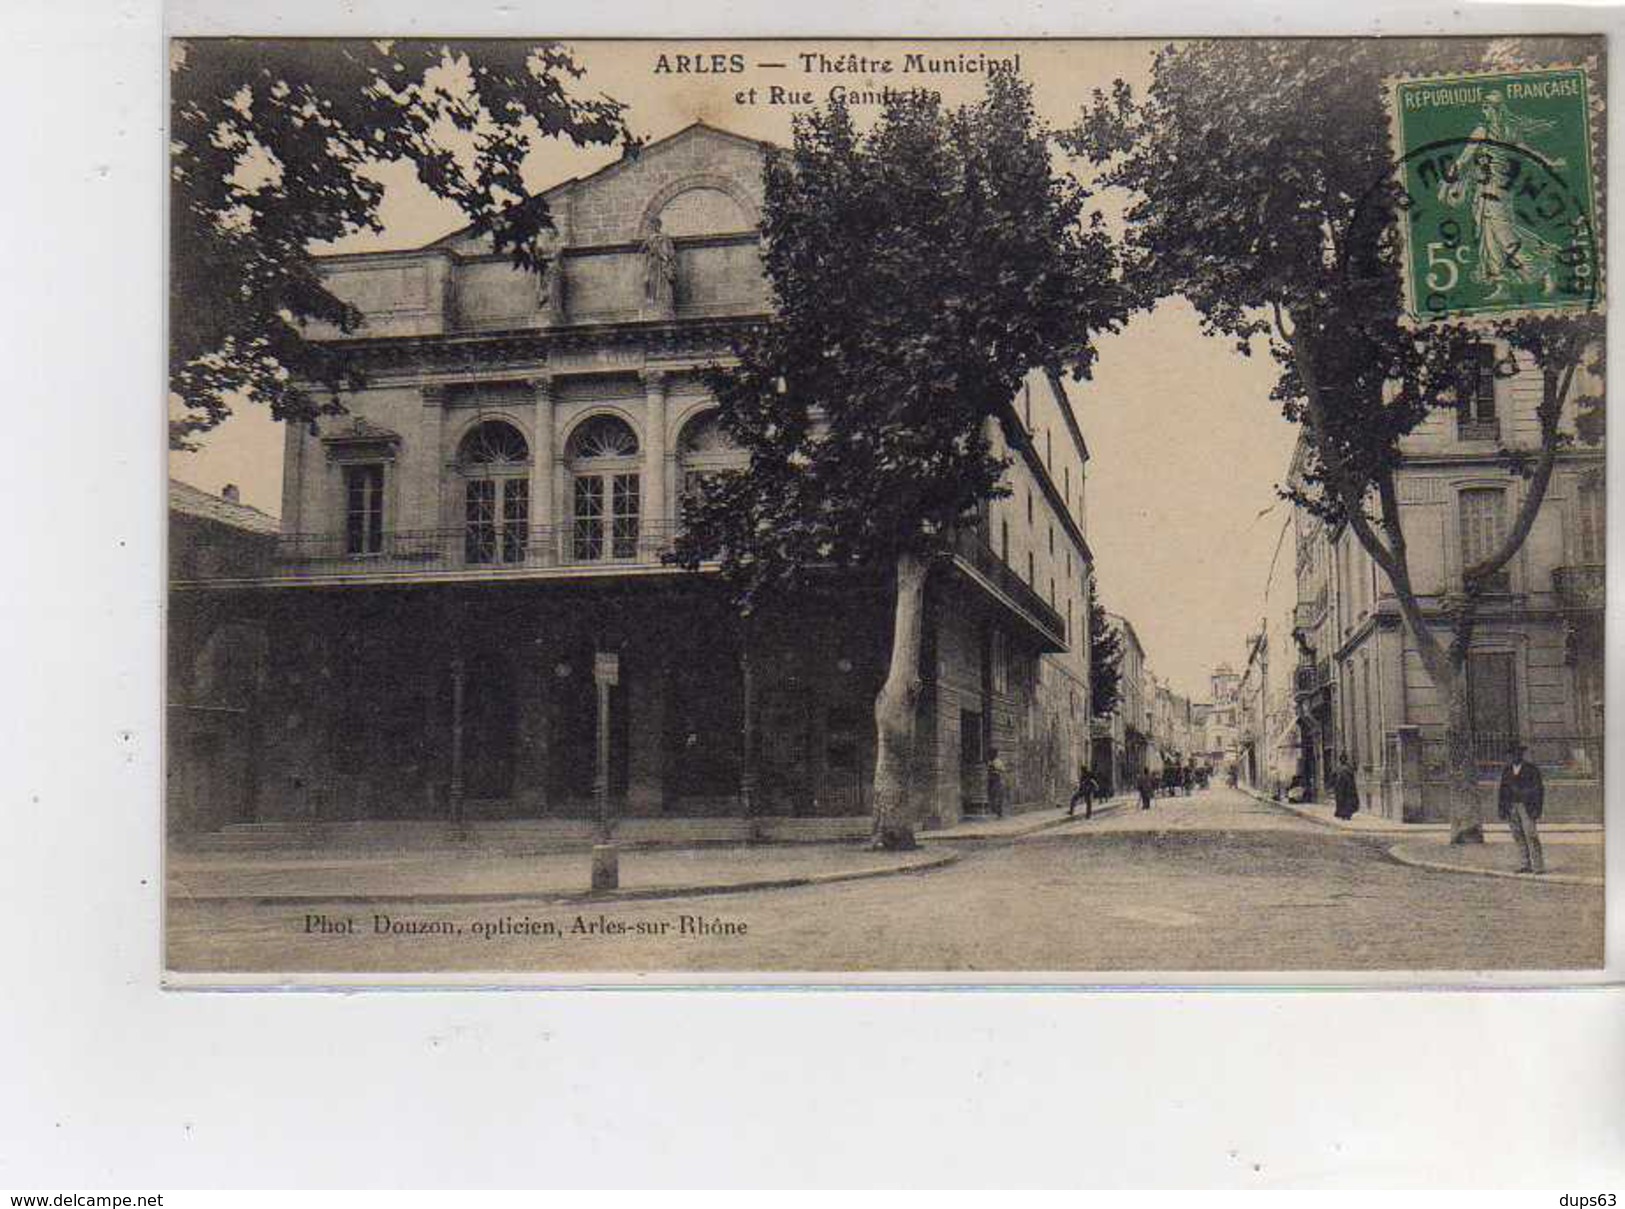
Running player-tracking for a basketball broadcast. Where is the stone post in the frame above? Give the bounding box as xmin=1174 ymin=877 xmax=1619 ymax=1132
xmin=1396 ymin=724 xmax=1423 ymax=823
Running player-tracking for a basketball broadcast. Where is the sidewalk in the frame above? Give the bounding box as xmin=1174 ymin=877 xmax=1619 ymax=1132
xmin=921 ymin=801 xmax=1112 ymax=841
xmin=1254 ymin=789 xmax=1603 ymax=837
xmin=168 ymin=843 xmax=956 ymax=906
xmin=1387 ymin=835 xmax=1604 ymax=887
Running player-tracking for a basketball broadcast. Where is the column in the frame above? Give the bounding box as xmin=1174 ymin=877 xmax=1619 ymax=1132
xmin=641 ymin=370 xmax=669 ymax=542
xmin=418 ymin=383 xmax=447 ymax=533
xmin=449 ymin=654 xmax=466 ymax=828
xmin=739 ymin=627 xmax=757 ymax=820
xmin=529 ymin=375 xmax=555 ymax=558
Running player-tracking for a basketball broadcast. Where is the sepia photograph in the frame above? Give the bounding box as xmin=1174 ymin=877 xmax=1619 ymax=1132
xmin=163 ymin=35 xmax=1607 ymax=981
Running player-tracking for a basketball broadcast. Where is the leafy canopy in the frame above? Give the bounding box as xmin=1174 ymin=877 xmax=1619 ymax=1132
xmin=674 ymin=74 xmax=1127 ymax=605
xmin=1065 ymin=39 xmax=1602 ymax=532
xmin=1089 ymin=596 xmax=1124 ymax=718
xmin=170 ymin=39 xmax=627 ymax=447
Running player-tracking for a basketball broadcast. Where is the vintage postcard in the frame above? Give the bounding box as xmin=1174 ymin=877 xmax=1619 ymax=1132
xmin=165 ymin=35 xmax=1607 ymax=983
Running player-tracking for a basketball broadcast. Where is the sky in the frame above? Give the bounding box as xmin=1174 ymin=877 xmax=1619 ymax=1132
xmin=168 ymin=38 xmax=1301 ymax=702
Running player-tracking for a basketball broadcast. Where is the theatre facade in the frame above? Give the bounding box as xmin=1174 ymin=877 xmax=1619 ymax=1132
xmin=169 ymin=122 xmax=1095 ymax=835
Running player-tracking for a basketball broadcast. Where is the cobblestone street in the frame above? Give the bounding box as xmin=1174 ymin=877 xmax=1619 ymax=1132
xmin=167 ymin=787 xmax=1604 ymax=976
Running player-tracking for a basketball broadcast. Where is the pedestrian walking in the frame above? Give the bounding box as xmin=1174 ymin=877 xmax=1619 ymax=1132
xmin=1497 ymin=744 xmax=1546 ymax=875
xmin=1136 ymin=768 xmax=1154 ymax=811
xmin=987 ymin=748 xmax=1007 ymax=819
xmin=1331 ymin=753 xmax=1360 ymax=820
xmin=1067 ymin=764 xmax=1096 ymax=818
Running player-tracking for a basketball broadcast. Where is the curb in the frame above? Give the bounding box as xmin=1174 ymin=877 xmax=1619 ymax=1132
xmin=167 ymin=851 xmax=960 ymax=908
xmin=923 ymin=797 xmax=1146 ymax=842
xmin=922 ymin=812 xmax=1089 ymax=843
xmin=1264 ymin=793 xmax=1416 ymax=836
xmin=1384 ymin=844 xmax=1603 ymax=888
xmin=1255 ymin=787 xmax=1604 ymax=840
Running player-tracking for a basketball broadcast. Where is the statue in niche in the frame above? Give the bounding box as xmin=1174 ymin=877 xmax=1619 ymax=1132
xmin=541 ymin=254 xmax=567 ymax=322
xmin=642 ymin=213 xmax=677 ymax=314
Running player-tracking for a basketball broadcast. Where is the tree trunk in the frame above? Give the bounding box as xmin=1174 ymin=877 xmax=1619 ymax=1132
xmin=871 ymin=550 xmax=929 ymax=851
xmin=1442 ymin=659 xmax=1485 ymax=844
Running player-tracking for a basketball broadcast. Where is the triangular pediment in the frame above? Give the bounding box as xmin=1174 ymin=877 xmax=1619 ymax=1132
xmin=427 ymin=121 xmax=772 ymax=255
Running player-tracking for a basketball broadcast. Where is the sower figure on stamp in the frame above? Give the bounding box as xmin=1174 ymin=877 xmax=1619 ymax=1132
xmin=1498 ymin=743 xmax=1546 ymax=875
xmin=1067 ymin=764 xmax=1096 ymax=818
xmin=1441 ymin=90 xmax=1563 ymax=302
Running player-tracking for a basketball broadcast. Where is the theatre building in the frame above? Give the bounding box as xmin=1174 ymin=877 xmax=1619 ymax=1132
xmin=169 ymin=122 xmax=1094 ymax=837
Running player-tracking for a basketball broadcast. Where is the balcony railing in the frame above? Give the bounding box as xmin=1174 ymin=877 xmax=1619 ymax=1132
xmin=1293 ymin=663 xmax=1320 ymax=696
xmin=180 ymin=521 xmax=689 ymax=582
xmin=1293 ymin=586 xmax=1328 ymax=634
xmin=1421 ymin=732 xmax=1603 ymax=779
xmin=1553 ymin=564 xmax=1605 ymax=611
xmin=947 ymin=528 xmax=1067 ymax=647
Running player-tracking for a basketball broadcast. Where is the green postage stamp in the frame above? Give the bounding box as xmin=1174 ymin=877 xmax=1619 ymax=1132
xmin=1389 ymin=65 xmax=1601 ymax=323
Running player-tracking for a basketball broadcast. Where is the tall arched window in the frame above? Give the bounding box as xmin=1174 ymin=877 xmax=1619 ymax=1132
xmin=676 ymin=410 xmax=744 ymax=517
xmin=568 ymin=415 xmax=641 ymax=561
xmin=458 ymin=420 xmax=530 ymax=564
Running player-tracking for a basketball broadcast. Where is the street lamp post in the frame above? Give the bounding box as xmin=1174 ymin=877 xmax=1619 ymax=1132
xmin=590 ymin=649 xmax=620 ymax=890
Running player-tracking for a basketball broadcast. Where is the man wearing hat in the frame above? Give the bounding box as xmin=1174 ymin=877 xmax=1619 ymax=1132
xmin=1497 ymin=743 xmax=1546 ymax=875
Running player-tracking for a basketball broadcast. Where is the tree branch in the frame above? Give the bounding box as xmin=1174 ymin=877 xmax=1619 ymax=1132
xmin=1466 ymin=352 xmax=1575 ymax=586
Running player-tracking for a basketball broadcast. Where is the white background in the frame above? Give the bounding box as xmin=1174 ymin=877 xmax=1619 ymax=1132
xmin=1 ymin=0 xmax=1622 ymax=1188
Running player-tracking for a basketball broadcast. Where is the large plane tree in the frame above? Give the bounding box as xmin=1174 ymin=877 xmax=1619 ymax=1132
xmin=673 ymin=76 xmax=1127 ymax=849
xmin=1068 ymin=39 xmax=1603 ymax=841
xmin=170 ymin=38 xmax=627 ymax=447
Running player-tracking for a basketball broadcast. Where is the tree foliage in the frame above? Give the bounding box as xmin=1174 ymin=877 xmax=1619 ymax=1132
xmin=672 ymin=74 xmax=1128 ymax=599
xmin=170 ymin=38 xmax=627 ymax=447
xmin=1067 ymin=38 xmax=1603 ymax=837
xmin=1089 ymin=596 xmax=1124 ymax=718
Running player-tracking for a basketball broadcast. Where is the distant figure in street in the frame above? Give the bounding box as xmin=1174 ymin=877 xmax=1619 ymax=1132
xmin=986 ymin=748 xmax=1007 ymax=819
xmin=1136 ymin=768 xmax=1155 ymax=811
xmin=1497 ymin=744 xmax=1546 ymax=874
xmin=1331 ymin=753 xmax=1360 ymax=820
xmin=1068 ymin=764 xmax=1096 ymax=818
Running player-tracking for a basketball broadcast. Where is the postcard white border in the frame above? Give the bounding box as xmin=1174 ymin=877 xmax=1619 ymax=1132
xmin=3 ymin=0 xmax=1621 ymax=1188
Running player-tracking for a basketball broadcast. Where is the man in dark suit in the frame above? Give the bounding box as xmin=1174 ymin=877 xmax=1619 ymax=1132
xmin=1067 ymin=764 xmax=1096 ymax=819
xmin=1497 ymin=744 xmax=1546 ymax=874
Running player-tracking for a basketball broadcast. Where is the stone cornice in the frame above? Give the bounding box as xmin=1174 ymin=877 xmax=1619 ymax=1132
xmin=319 ymin=314 xmax=764 ymax=384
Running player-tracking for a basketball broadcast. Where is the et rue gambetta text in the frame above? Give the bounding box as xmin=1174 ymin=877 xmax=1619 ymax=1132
xmin=650 ymin=48 xmax=1024 ymax=109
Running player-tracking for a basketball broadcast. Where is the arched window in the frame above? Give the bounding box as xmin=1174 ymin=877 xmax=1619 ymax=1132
xmin=676 ymin=410 xmax=744 ymax=513
xmin=656 ymin=187 xmax=754 ymax=237
xmin=568 ymin=415 xmax=641 ymax=561
xmin=458 ymin=420 xmax=530 ymax=565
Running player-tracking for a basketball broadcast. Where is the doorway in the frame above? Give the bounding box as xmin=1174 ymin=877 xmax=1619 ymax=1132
xmin=462 ymin=649 xmax=518 ymax=800
xmin=550 ymin=647 xmax=629 ymax=804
